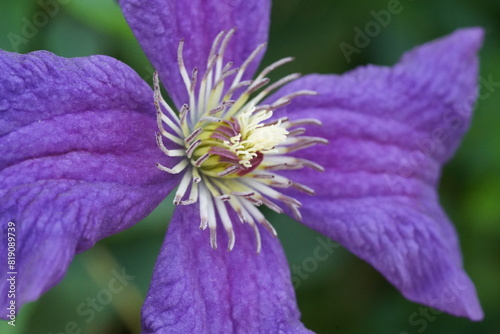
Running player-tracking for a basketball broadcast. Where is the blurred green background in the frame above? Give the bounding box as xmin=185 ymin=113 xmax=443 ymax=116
xmin=1 ymin=0 xmax=499 ymax=333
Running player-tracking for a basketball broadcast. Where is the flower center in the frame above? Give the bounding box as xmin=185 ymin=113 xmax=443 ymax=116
xmin=191 ymin=107 xmax=289 ymax=178
xmin=154 ymin=29 xmax=327 ymax=252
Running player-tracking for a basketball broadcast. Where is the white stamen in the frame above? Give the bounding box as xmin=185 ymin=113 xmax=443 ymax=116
xmin=154 ymin=72 xmax=182 ymax=124
xmin=229 ymin=42 xmax=267 ymax=90
xmin=177 ymin=39 xmax=192 ymax=93
xmin=262 ymin=156 xmax=325 ymax=172
xmin=156 ymin=111 xmax=185 ymax=146
xmin=282 ymin=118 xmax=323 ymax=128
xmin=240 ymin=199 xmax=277 ymax=237
xmin=214 ymin=198 xmax=235 ymax=251
xmin=199 ymin=182 xmax=210 ymax=230
xmin=174 ymin=169 xmax=193 ymax=205
xmin=256 ymin=57 xmax=294 ymax=81
xmin=189 ymin=68 xmax=198 ymax=92
xmin=233 ymin=196 xmax=262 ymax=253
xmin=156 ymin=159 xmax=189 ymax=174
xmin=181 ymin=179 xmax=199 ymax=205
xmin=155 ymin=133 xmax=186 ymax=157
xmin=153 ymin=30 xmax=326 ymax=252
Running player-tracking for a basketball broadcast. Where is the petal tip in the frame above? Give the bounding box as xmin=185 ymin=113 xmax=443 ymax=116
xmin=400 ymin=26 xmax=485 ymax=66
xmin=451 ymin=27 xmax=485 ymax=52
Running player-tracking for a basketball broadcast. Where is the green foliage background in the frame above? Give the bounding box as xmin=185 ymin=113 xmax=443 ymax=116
xmin=1 ymin=0 xmax=499 ymax=333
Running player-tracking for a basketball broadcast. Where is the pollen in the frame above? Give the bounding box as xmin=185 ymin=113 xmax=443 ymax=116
xmin=154 ymin=29 xmax=327 ymax=253
xmin=224 ymin=108 xmax=289 ymax=168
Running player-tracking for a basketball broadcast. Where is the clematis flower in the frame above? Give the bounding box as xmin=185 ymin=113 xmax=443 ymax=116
xmin=0 ymin=0 xmax=484 ymax=332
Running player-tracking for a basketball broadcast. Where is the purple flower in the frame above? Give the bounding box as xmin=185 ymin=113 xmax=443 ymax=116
xmin=0 ymin=0 xmax=484 ymax=332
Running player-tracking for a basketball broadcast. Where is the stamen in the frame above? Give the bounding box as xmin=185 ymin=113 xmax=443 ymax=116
xmin=179 ymin=104 xmax=190 ymax=125
xmin=218 ymin=194 xmax=231 ymax=201
xmin=185 ymin=127 xmax=203 ymax=145
xmin=207 ymin=196 xmax=218 ymax=249
xmin=265 ymin=116 xmax=289 ymax=126
xmin=232 ymin=191 xmax=255 ymax=198
xmin=246 ymin=197 xmax=263 ymax=206
xmin=155 ymin=133 xmax=186 ymax=157
xmin=283 ymin=118 xmax=323 ymax=127
xmin=268 ymin=98 xmax=292 ymax=111
xmin=190 ymin=68 xmax=198 ymax=94
xmin=221 ymin=61 xmax=234 ymax=77
xmin=252 ymin=104 xmax=271 ymax=113
xmin=259 ymin=73 xmax=301 ymax=96
xmin=158 ymin=112 xmax=183 ymax=137
xmin=153 ymin=29 xmax=325 ymax=252
xmin=240 ymin=199 xmax=277 ymax=237
xmin=251 ymin=223 xmax=262 ymax=254
xmin=194 ymin=153 xmax=210 ymax=167
xmin=214 ymin=198 xmax=236 ymax=251
xmin=156 ymin=159 xmax=189 ymax=174
xmin=153 ymin=72 xmax=182 ymax=123
xmin=236 ymin=73 xmax=301 ymax=114
xmin=156 ymin=111 xmax=184 ymax=146
xmin=209 ymin=100 xmax=235 ymax=115
xmin=177 ymin=39 xmax=192 ymax=93
xmin=258 ymin=196 xmax=284 ymax=214
xmin=208 ymin=31 xmax=226 ymax=62
xmin=174 ymin=169 xmax=193 ymax=204
xmin=256 ymin=57 xmax=294 ymax=80
xmin=217 ymin=29 xmax=236 ymax=66
xmin=277 ymin=136 xmax=329 ymax=153
xmin=291 ymin=182 xmax=315 ymax=196
xmin=208 ymin=147 xmax=239 ymax=161
xmin=247 ymin=77 xmax=271 ymax=95
xmin=214 ymin=66 xmax=239 ymax=89
xmin=251 ymin=173 xmax=275 ymax=179
xmin=255 ymin=173 xmax=292 ymax=188
xmin=263 ymin=156 xmax=325 ymax=172
xmin=224 ymin=80 xmax=252 ymax=98
xmin=286 ymin=127 xmax=306 ymax=137
xmin=186 ymin=139 xmax=201 ymax=158
xmin=181 ymin=179 xmax=199 ymax=205
xmin=230 ymin=42 xmax=267 ymax=89
xmin=217 ymin=165 xmax=239 ymax=177
xmin=233 ymin=196 xmax=262 ymax=253
xmin=192 ymin=168 xmax=202 ymax=183
xmin=199 ymin=182 xmax=210 ymax=230
xmin=278 ymin=90 xmax=318 ymax=102
xmin=199 ymin=116 xmax=223 ymax=123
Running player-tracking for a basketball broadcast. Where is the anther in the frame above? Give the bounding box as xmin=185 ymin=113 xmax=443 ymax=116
xmin=185 ymin=127 xmax=202 ymax=145
xmin=194 ymin=153 xmax=210 ymax=167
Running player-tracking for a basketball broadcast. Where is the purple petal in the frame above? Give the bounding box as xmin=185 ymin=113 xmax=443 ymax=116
xmin=119 ymin=0 xmax=270 ymax=107
xmin=0 ymin=50 xmax=180 ymax=316
xmin=142 ymin=205 xmax=312 ymax=334
xmin=269 ymin=28 xmax=484 ymax=319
